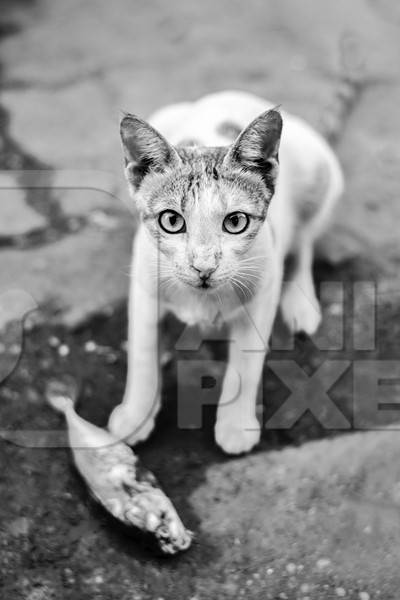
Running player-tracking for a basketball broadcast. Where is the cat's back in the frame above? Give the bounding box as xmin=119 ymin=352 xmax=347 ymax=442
xmin=149 ymin=90 xmax=332 ymax=169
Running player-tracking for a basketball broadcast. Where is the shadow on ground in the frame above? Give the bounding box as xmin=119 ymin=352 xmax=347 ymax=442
xmin=1 ymin=255 xmax=400 ymax=598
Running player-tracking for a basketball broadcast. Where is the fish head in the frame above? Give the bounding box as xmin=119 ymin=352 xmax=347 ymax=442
xmin=124 ymin=490 xmax=193 ymax=555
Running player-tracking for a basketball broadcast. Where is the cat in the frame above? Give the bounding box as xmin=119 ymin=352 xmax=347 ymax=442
xmin=108 ymin=90 xmax=344 ymax=455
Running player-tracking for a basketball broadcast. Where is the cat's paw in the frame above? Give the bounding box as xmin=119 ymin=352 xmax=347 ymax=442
xmin=215 ymin=417 xmax=261 ymax=455
xmin=280 ymin=282 xmax=321 ymax=336
xmin=108 ymin=401 xmax=160 ymax=446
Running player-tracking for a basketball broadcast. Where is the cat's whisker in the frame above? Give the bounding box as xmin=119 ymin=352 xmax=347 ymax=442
xmin=237 ymin=269 xmax=263 ymax=278
xmin=231 ymin=276 xmax=251 ymax=301
xmin=121 ymin=259 xmax=177 ymax=284
xmin=214 ymin=289 xmax=223 ymax=308
xmin=240 ymin=279 xmax=254 ymax=297
xmin=237 ymin=269 xmax=263 ymax=281
xmin=236 ymin=268 xmax=263 ymax=281
xmin=239 ymin=255 xmax=268 ymax=264
xmin=238 ymin=264 xmax=265 ymax=273
xmin=158 ymin=275 xmax=177 ymax=294
xmin=236 ymin=272 xmax=258 ymax=297
xmin=238 ymin=263 xmax=262 ymax=269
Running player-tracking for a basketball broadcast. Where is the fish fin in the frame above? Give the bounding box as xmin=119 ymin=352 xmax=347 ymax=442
xmin=46 ymin=377 xmax=79 ymax=414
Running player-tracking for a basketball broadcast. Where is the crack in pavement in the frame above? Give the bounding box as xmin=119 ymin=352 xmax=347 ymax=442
xmin=0 ymin=9 xmax=94 ymax=249
xmin=0 ymin=101 xmax=90 ymax=249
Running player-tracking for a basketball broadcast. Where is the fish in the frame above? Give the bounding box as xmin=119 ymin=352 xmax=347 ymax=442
xmin=45 ymin=378 xmax=192 ymax=555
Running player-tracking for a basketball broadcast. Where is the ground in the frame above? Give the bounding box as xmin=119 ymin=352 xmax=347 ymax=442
xmin=1 ymin=0 xmax=400 ymax=598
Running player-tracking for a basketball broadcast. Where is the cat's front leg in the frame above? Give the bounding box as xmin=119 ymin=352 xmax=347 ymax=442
xmin=215 ymin=284 xmax=280 ymax=455
xmin=215 ymin=343 xmax=265 ymax=455
xmin=108 ymin=275 xmax=162 ymax=446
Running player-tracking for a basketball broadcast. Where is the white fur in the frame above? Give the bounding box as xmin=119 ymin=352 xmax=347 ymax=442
xmin=108 ymin=91 xmax=344 ymax=454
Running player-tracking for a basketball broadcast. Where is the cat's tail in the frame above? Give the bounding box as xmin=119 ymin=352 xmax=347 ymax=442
xmin=46 ymin=376 xmax=79 ymax=415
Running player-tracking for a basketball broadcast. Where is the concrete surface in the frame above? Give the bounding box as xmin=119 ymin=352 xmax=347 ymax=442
xmin=1 ymin=0 xmax=400 ymax=326
xmin=1 ymin=1 xmax=400 ymax=599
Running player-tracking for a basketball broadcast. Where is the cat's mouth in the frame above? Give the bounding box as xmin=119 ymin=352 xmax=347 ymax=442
xmin=179 ymin=274 xmax=225 ymax=291
xmin=183 ymin=278 xmax=216 ymax=291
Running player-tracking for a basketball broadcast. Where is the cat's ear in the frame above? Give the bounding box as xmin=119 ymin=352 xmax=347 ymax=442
xmin=120 ymin=114 xmax=181 ymax=189
xmin=224 ymin=109 xmax=283 ymax=193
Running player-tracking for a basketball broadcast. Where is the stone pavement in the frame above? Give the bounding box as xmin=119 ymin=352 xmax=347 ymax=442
xmin=1 ymin=1 xmax=400 ymax=599
xmin=1 ymin=0 xmax=400 ymax=328
xmin=190 ymin=429 xmax=400 ymax=599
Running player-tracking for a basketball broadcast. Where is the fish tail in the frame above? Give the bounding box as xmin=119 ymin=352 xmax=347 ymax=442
xmin=47 ymin=393 xmax=74 ymax=414
xmin=45 ymin=377 xmax=79 ymax=414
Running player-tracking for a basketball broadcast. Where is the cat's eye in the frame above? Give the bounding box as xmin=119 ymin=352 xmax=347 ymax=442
xmin=223 ymin=212 xmax=249 ymax=234
xmin=159 ymin=210 xmax=186 ymax=234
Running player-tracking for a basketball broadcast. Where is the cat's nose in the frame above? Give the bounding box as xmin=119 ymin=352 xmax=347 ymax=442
xmin=192 ymin=265 xmax=216 ymax=280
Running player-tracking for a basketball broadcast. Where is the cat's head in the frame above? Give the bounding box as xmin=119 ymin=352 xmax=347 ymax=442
xmin=120 ymin=109 xmax=282 ymax=293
